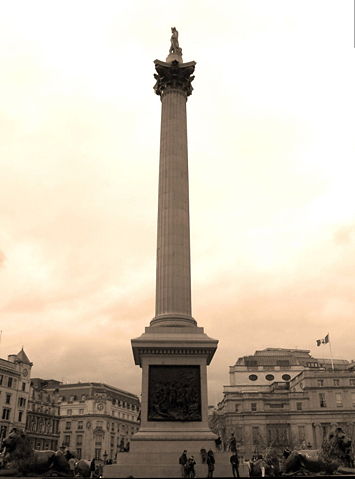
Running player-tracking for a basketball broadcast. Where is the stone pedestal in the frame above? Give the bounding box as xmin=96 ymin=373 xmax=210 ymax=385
xmin=104 ymin=452 xmax=250 ymax=478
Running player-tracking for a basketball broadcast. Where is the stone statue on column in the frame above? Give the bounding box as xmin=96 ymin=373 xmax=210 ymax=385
xmin=169 ymin=27 xmax=182 ymax=56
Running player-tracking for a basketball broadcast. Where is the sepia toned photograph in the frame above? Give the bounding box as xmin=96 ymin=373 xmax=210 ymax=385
xmin=0 ymin=1 xmax=354 ymax=477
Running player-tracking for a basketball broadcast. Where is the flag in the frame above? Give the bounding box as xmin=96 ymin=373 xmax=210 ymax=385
xmin=316 ymin=334 xmax=329 ymax=346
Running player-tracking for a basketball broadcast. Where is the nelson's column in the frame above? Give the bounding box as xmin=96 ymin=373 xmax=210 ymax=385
xmin=105 ymin=28 xmax=218 ymax=478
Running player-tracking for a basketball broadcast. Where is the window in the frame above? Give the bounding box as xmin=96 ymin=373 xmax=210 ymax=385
xmin=251 ymin=402 xmax=257 ymax=412
xmin=76 ymin=448 xmax=82 ymax=459
xmin=67 ymin=409 xmax=72 ymax=416
xmin=335 ymin=393 xmax=343 ymax=407
xmin=7 ymin=377 xmax=13 ymax=388
xmin=95 ymin=448 xmax=101 ymax=460
xmin=352 ymin=392 xmax=355 ymax=407
xmin=318 ymin=379 xmax=324 ymax=387
xmin=319 ymin=393 xmax=327 ymax=408
xmin=298 ymin=425 xmax=305 ymax=442
xmin=79 ymin=409 xmax=84 ymax=415
xmin=276 ymin=360 xmax=290 ymax=367
xmin=5 ymin=394 xmax=11 ymax=404
xmin=296 ymin=402 xmax=303 ymax=411
xmin=282 ymin=374 xmax=291 ymax=381
xmin=65 ymin=422 xmax=71 ymax=430
xmin=18 ymin=411 xmax=23 ymax=422
xmin=22 ymin=382 xmax=26 ymax=392
xmin=245 ymin=360 xmax=258 ymax=367
xmin=235 ymin=404 xmax=239 ymax=412
xmin=76 ymin=435 xmax=83 ymax=446
xmin=252 ymin=426 xmax=260 ymax=445
xmin=78 ymin=421 xmax=83 ymax=430
xmin=265 ymin=374 xmax=275 ymax=381
xmin=0 ymin=375 xmax=3 ymax=385
xmin=333 ymin=379 xmax=340 ymax=386
xmin=0 ymin=425 xmax=7 ymax=438
xmin=18 ymin=397 xmax=26 ymax=407
xmin=2 ymin=408 xmax=10 ymax=420
xmin=350 ymin=379 xmax=355 ymax=386
xmin=64 ymin=435 xmax=70 ymax=446
xmin=249 ymin=374 xmax=258 ymax=381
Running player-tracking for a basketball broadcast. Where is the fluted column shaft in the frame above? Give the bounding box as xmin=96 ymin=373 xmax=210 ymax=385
xmin=151 ymin=60 xmax=196 ymax=327
xmin=155 ymin=88 xmax=191 ymax=319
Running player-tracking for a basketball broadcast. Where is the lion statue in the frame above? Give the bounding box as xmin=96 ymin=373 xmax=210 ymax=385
xmin=0 ymin=428 xmax=71 ymax=476
xmin=283 ymin=426 xmax=353 ymax=475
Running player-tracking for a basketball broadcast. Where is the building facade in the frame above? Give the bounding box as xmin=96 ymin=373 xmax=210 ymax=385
xmin=0 ymin=348 xmax=32 ymax=442
xmin=211 ymin=348 xmax=355 ymax=459
xmin=26 ymin=378 xmax=61 ymax=450
xmin=51 ymin=383 xmax=140 ymax=461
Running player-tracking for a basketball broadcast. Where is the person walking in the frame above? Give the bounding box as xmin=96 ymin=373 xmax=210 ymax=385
xmin=230 ymin=452 xmax=240 ymax=478
xmin=229 ymin=433 xmax=237 ymax=453
xmin=179 ymin=449 xmax=188 ymax=478
xmin=207 ymin=449 xmax=215 ymax=478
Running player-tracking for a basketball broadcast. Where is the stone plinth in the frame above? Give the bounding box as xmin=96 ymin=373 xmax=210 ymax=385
xmin=131 ymin=325 xmax=217 ymax=442
xmin=104 ymin=452 xmax=250 ymax=478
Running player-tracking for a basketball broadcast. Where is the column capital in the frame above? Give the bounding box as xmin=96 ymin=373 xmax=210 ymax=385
xmin=153 ymin=60 xmax=196 ymax=98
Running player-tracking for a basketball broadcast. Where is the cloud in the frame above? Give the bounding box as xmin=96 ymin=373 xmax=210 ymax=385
xmin=0 ymin=250 xmax=5 ymax=268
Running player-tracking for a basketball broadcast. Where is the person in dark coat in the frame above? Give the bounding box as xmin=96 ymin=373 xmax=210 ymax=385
xmin=89 ymin=458 xmax=96 ymax=478
xmin=229 ymin=433 xmax=237 ymax=453
xmin=186 ymin=455 xmax=196 ymax=478
xmin=179 ymin=450 xmax=188 ymax=478
xmin=207 ymin=449 xmax=215 ymax=478
xmin=230 ymin=452 xmax=240 ymax=478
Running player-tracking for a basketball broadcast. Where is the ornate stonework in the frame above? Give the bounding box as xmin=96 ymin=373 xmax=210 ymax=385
xmin=148 ymin=365 xmax=201 ymax=422
xmin=153 ymin=60 xmax=196 ymax=97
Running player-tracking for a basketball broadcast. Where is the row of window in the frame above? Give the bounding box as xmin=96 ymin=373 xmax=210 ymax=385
xmin=60 ymin=396 xmax=138 ymax=410
xmin=317 ymin=378 xmax=355 ymax=387
xmin=235 ymin=392 xmax=355 ymax=412
xmin=2 ymin=407 xmax=24 ymax=422
xmin=66 ymin=409 xmax=137 ymax=421
xmin=0 ymin=375 xmax=15 ymax=388
xmin=1 ymin=393 xmax=27 ymax=407
xmin=319 ymin=391 xmax=355 ymax=408
xmin=248 ymin=374 xmax=291 ymax=382
xmin=64 ymin=419 xmax=136 ymax=431
xmin=62 ymin=432 xmax=136 ymax=448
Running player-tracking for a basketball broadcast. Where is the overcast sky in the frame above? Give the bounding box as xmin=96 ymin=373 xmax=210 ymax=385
xmin=0 ymin=0 xmax=354 ymax=405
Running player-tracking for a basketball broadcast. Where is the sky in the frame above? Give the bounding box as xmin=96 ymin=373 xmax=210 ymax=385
xmin=0 ymin=0 xmax=354 ymax=405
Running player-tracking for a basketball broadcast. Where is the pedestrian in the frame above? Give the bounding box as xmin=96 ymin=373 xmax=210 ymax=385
xmin=230 ymin=452 xmax=240 ymax=478
xmin=229 ymin=433 xmax=237 ymax=453
xmin=207 ymin=449 xmax=215 ymax=478
xmin=214 ymin=435 xmax=222 ymax=451
xmin=89 ymin=458 xmax=96 ymax=478
xmin=186 ymin=455 xmax=196 ymax=478
xmin=68 ymin=455 xmax=76 ymax=476
xmin=179 ymin=449 xmax=188 ymax=478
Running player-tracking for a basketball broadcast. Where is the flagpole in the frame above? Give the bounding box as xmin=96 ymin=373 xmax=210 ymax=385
xmin=328 ymin=333 xmax=335 ymax=371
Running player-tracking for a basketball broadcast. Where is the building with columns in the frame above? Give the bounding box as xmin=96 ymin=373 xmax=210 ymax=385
xmin=210 ymin=348 xmax=355 ymax=459
xmin=52 ymin=382 xmax=140 ymax=461
xmin=26 ymin=378 xmax=61 ymax=450
xmin=0 ymin=348 xmax=32 ymax=442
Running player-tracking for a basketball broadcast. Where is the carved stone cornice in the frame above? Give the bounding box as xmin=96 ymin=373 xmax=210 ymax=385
xmin=137 ymin=347 xmax=216 ymax=357
xmin=153 ymin=60 xmax=196 ymax=98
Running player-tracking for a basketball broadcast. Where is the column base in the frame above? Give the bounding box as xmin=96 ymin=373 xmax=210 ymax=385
xmin=150 ymin=313 xmax=197 ymax=327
